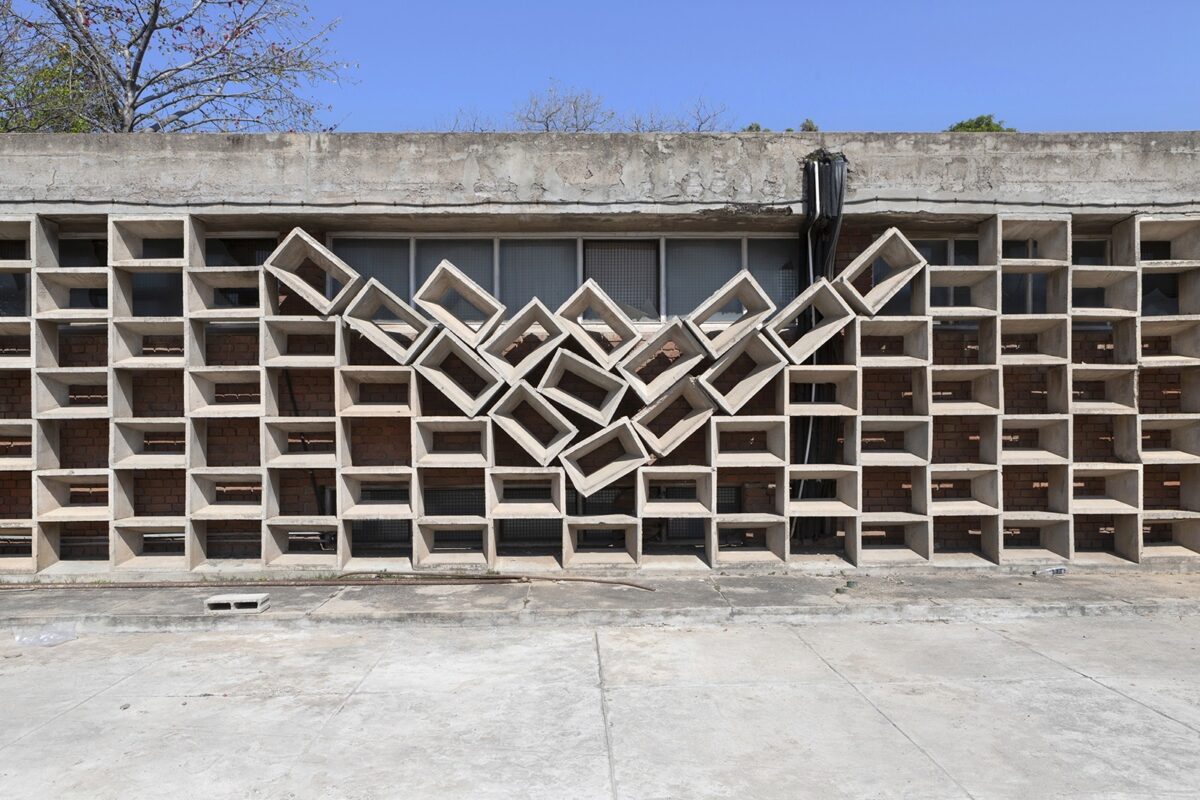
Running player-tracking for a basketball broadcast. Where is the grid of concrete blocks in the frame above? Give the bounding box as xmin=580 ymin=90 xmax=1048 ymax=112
xmin=0 ymin=212 xmax=1198 ymax=575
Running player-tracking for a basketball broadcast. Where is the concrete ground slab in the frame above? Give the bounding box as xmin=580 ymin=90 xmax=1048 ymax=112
xmin=860 ymin=676 xmax=1200 ymax=799
xmin=314 ymin=582 xmax=531 ymax=622
xmin=3 ymin=617 xmax=1200 ymax=798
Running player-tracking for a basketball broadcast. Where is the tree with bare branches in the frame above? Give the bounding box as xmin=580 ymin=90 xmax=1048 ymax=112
xmin=11 ymin=0 xmax=346 ymax=132
xmin=512 ymin=80 xmax=615 ymax=133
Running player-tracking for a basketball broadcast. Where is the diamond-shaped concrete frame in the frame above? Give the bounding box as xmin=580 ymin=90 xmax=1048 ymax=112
xmin=556 ymin=279 xmax=640 ymax=369
xmin=490 ymin=381 xmax=579 ymax=466
xmin=698 ymin=332 xmax=787 ymax=414
xmin=413 ymin=329 xmax=505 ymax=416
xmin=343 ymin=278 xmax=435 ymax=365
xmin=631 ymin=377 xmax=714 ymax=456
xmin=263 ymin=228 xmax=363 ymax=315
xmin=413 ymin=259 xmax=505 ymax=347
xmin=617 ymin=319 xmax=707 ymax=404
xmin=765 ymin=277 xmax=856 ymax=364
xmin=479 ymin=298 xmax=568 ymax=384
xmin=832 ymin=227 xmax=927 ymax=315
xmin=684 ymin=270 xmax=776 ymax=358
xmin=560 ymin=417 xmax=649 ymax=497
xmin=537 ymin=349 xmax=627 ymax=425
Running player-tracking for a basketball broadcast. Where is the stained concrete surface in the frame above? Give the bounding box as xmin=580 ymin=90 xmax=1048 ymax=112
xmin=1 ymin=617 xmax=1199 ymax=799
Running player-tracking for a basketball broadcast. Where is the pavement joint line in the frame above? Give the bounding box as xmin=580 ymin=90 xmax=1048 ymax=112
xmin=304 ymin=586 xmax=348 ymax=618
xmin=790 ymin=626 xmax=979 ymax=800
xmin=592 ymin=630 xmax=620 ymax=800
xmin=987 ymin=625 xmax=1200 ymax=739
xmin=0 ymin=648 xmax=162 ymax=755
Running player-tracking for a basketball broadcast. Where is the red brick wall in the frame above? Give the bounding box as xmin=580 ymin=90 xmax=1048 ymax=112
xmin=1073 ymin=416 xmax=1116 ymax=461
xmin=0 ymin=473 xmax=31 ymax=518
xmin=1139 ymin=369 xmax=1181 ymax=413
xmin=58 ymin=419 xmax=109 ymax=469
xmin=204 ymin=419 xmax=260 ymax=467
xmin=1003 ymin=367 xmax=1051 ymax=414
xmin=131 ymin=470 xmax=186 ymax=516
xmin=132 ymin=371 xmax=185 ymax=417
xmin=204 ymin=327 xmax=258 ymax=366
xmin=1074 ymin=515 xmax=1115 ymax=551
xmin=0 ymin=371 xmax=30 ymax=418
xmin=57 ymin=326 xmax=107 ymax=367
xmin=348 ymin=418 xmax=411 ymax=466
xmin=275 ymin=369 xmax=334 ymax=416
xmin=862 ymin=369 xmax=915 ymax=415
xmin=1002 ymin=467 xmax=1051 ymax=512
xmin=277 ymin=468 xmax=336 ymax=515
xmin=717 ymin=468 xmax=778 ymax=514
xmin=1071 ymin=329 xmax=1115 ymax=364
xmin=934 ymin=516 xmax=981 ymax=550
xmin=932 ymin=417 xmax=981 ymax=463
xmin=932 ymin=327 xmax=980 ymax=365
xmin=1143 ymin=465 xmax=1180 ymax=510
xmin=861 ymin=467 xmax=914 ymax=513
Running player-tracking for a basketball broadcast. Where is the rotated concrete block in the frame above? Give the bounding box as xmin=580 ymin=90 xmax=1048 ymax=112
xmin=479 ymin=298 xmax=568 ymax=384
xmin=698 ymin=331 xmax=787 ymax=415
xmin=832 ymin=227 xmax=926 ymax=315
xmin=489 ymin=381 xmax=578 ymax=467
xmin=560 ymin=417 xmax=649 ymax=497
xmin=343 ymin=278 xmax=435 ymax=366
xmin=413 ymin=330 xmax=505 ymax=416
xmin=684 ymin=270 xmax=776 ymax=358
xmin=413 ymin=259 xmax=505 ymax=347
xmin=263 ymin=227 xmax=363 ymax=315
xmin=556 ymin=279 xmax=640 ymax=368
xmin=764 ymin=278 xmax=855 ymax=365
xmin=617 ymin=319 xmax=707 ymax=404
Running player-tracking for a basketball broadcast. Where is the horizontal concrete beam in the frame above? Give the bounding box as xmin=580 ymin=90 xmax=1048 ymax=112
xmin=4 ymin=132 xmax=1200 ymax=219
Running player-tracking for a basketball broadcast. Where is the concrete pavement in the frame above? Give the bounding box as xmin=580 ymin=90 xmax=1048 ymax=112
xmin=2 ymin=617 xmax=1199 ymax=798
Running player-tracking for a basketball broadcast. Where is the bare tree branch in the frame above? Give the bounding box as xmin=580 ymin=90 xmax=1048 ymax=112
xmin=512 ymin=80 xmax=615 ymax=133
xmin=18 ymin=0 xmax=348 ymax=131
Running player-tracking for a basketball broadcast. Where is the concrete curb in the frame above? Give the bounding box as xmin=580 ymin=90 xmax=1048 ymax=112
xmin=5 ymin=598 xmax=1198 ymax=634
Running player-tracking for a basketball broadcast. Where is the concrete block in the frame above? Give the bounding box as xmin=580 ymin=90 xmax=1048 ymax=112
xmin=109 ymin=215 xmax=204 ymax=269
xmin=764 ymin=278 xmax=854 ymax=364
xmin=489 ymin=381 xmax=578 ymax=467
xmin=413 ymin=330 xmax=504 ymax=416
xmin=537 ymin=349 xmax=626 ymax=425
xmin=617 ymin=319 xmax=707 ymax=404
xmin=832 ymin=228 xmax=927 ymax=315
xmin=263 ymin=228 xmax=363 ymax=315
xmin=413 ymin=259 xmax=505 ymax=347
xmin=414 ymin=417 xmax=492 ymax=468
xmin=560 ymin=418 xmax=649 ymax=497
xmin=205 ymin=593 xmax=270 ymax=614
xmin=631 ymin=377 xmax=714 ymax=457
xmin=478 ymin=298 xmax=568 ymax=383
xmin=698 ymin=331 xmax=786 ymax=414
xmin=684 ymin=270 xmax=776 ymax=358
xmin=556 ymin=278 xmax=640 ymax=368
xmin=343 ymin=278 xmax=435 ymax=366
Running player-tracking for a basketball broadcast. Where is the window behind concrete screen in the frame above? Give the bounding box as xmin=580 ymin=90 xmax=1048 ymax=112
xmin=0 ymin=239 xmax=27 ymax=261
xmin=0 ymin=273 xmax=28 ymax=316
xmin=912 ymin=239 xmax=949 ymax=266
xmin=1141 ymin=240 xmax=1172 ymax=261
xmin=499 ymin=239 xmax=576 ymax=314
xmin=747 ymin=238 xmax=799 ymax=308
xmin=584 ymin=240 xmax=659 ymax=320
xmin=1002 ymin=274 xmax=1048 ymax=314
xmin=142 ymin=238 xmax=184 ymax=260
xmin=665 ymin=239 xmax=741 ymax=318
xmin=416 ymin=239 xmax=494 ymax=322
xmin=1072 ymin=240 xmax=1109 ymax=266
xmin=331 ymin=238 xmax=410 ymax=300
xmin=206 ymin=237 xmax=278 ymax=267
xmin=132 ymin=273 xmax=184 ymax=316
xmin=58 ymin=238 xmax=107 ymax=268
xmin=1143 ymin=274 xmax=1179 ymax=315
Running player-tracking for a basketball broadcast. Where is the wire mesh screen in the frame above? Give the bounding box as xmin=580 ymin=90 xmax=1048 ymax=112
xmin=131 ymin=273 xmax=184 ymax=316
xmin=716 ymin=486 xmax=741 ymax=514
xmin=416 ymin=240 xmax=494 ymax=322
xmin=665 ymin=239 xmax=742 ymax=318
xmin=0 ymin=273 xmax=28 ymax=316
xmin=496 ymin=519 xmax=562 ymax=556
xmin=205 ymin=238 xmax=279 ymax=267
xmin=747 ymin=239 xmax=800 ymax=307
xmin=350 ymin=520 xmax=412 ymax=557
xmin=331 ymin=238 xmax=411 ymax=300
xmin=566 ymin=486 xmax=636 ymax=516
xmin=583 ymin=240 xmax=659 ymax=320
xmin=422 ymin=487 xmax=486 ymax=516
xmin=499 ymin=239 xmax=576 ymax=314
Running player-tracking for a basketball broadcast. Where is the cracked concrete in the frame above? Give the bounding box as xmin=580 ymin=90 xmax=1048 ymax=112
xmin=2 ymin=617 xmax=1199 ymax=798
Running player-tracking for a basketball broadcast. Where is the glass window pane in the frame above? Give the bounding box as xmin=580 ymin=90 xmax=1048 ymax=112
xmin=415 ymin=240 xmax=494 ymax=323
xmin=1142 ymin=274 xmax=1179 ymax=315
xmin=874 ymin=258 xmax=912 ymax=315
xmin=665 ymin=239 xmax=742 ymax=318
xmin=1001 ymin=274 xmax=1027 ymax=313
xmin=331 ymin=238 xmax=410 ymax=300
xmin=131 ymin=273 xmax=183 ymax=316
xmin=0 ymin=273 xmax=28 ymax=316
xmin=583 ymin=240 xmax=659 ymax=321
xmin=953 ymin=239 xmax=979 ymax=266
xmin=206 ymin=237 xmax=278 ymax=268
xmin=69 ymin=287 xmax=107 ymax=309
xmin=1141 ymin=241 xmax=1172 ymax=261
xmin=499 ymin=239 xmax=576 ymax=315
xmin=1002 ymin=240 xmax=1031 ymax=259
xmin=142 ymin=238 xmax=183 ymax=260
xmin=1072 ymin=240 xmax=1108 ymax=266
xmin=58 ymin=239 xmax=106 ymax=268
xmin=0 ymin=240 xmax=27 ymax=260
xmin=911 ymin=240 xmax=949 ymax=266
xmin=747 ymin=238 xmax=800 ymax=308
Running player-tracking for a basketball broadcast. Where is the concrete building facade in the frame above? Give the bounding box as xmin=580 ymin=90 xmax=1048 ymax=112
xmin=0 ymin=132 xmax=1198 ymax=575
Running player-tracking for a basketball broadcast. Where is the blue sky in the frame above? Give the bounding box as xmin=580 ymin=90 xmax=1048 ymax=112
xmin=306 ymin=0 xmax=1200 ymax=132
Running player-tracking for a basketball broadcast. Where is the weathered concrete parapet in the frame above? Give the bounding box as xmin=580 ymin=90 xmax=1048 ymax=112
xmin=2 ymin=132 xmax=1199 ymax=218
